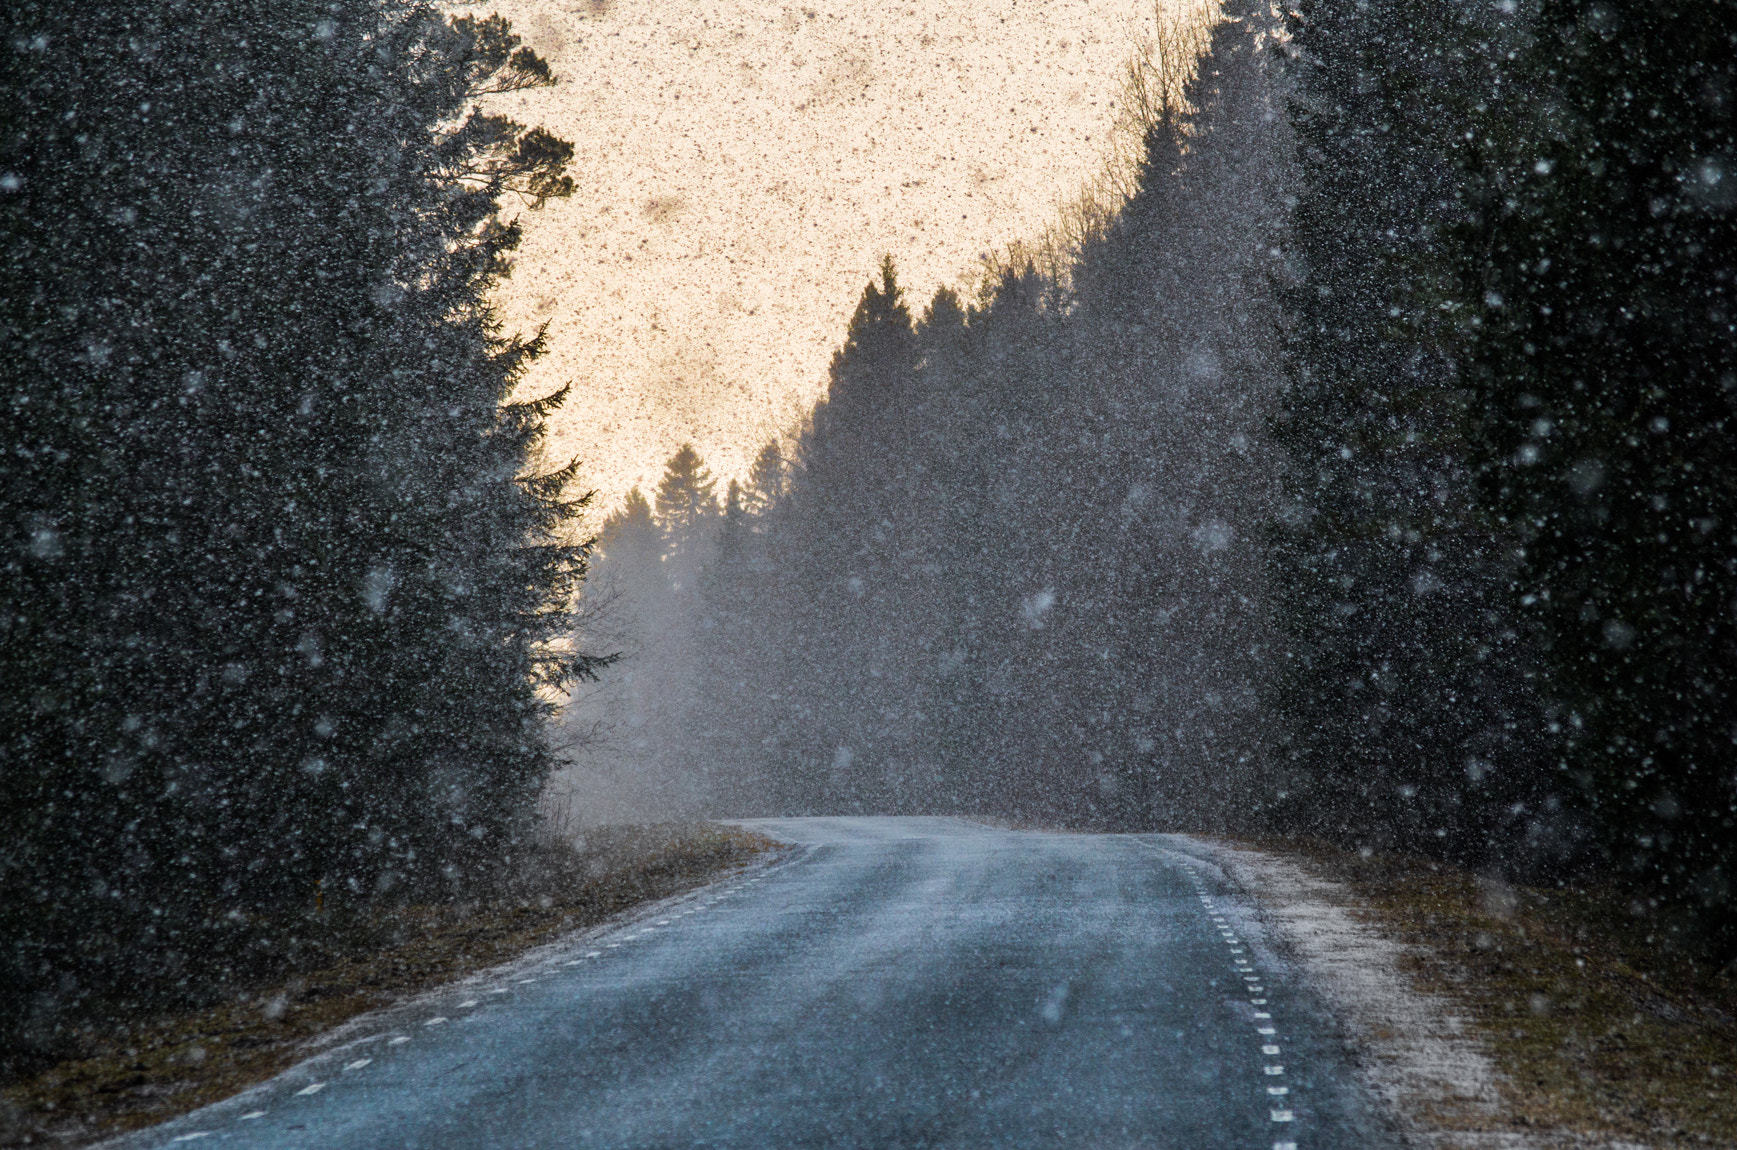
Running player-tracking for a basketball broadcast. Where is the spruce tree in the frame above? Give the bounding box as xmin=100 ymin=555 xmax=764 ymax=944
xmin=1460 ymin=0 xmax=1737 ymax=937
xmin=742 ymin=441 xmax=788 ymax=517
xmin=1 ymin=0 xmax=586 ymax=1051
xmin=790 ymin=259 xmax=920 ymax=810
xmin=1266 ymin=0 xmax=1559 ymax=868
xmin=655 ymin=444 xmax=721 ymax=544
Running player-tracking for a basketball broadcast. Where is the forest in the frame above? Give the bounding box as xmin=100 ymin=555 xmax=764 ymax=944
xmin=4 ymin=0 xmax=1735 ymax=1071
xmin=586 ymin=0 xmax=1737 ymax=954
xmin=2 ymin=0 xmax=605 ymax=1062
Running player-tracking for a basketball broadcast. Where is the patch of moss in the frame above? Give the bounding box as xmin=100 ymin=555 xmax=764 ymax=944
xmin=1 ymin=823 xmax=776 ymax=1148
xmin=1241 ymin=836 xmax=1737 ymax=1150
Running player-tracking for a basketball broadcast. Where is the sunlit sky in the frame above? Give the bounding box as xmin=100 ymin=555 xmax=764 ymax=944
xmin=471 ymin=0 xmax=1158 ymax=507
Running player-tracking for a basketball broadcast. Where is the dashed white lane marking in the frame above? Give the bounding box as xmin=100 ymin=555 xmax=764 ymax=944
xmin=295 ymin=1083 xmax=324 ymax=1096
xmin=388 ymin=1036 xmax=411 ymax=1046
xmin=489 ymin=987 xmax=509 ymax=994
xmin=516 ymin=977 xmax=537 ymax=983
xmin=170 ymin=1134 xmax=211 ymax=1142
xmin=425 ymin=1016 xmax=447 ymax=1026
xmin=586 ymin=950 xmax=601 ymax=957
xmin=239 ymin=1111 xmax=266 ymax=1121
xmin=344 ymin=1058 xmax=372 ymax=1071
xmin=1190 ymin=866 xmax=1305 ymax=1148
xmin=458 ymin=999 xmax=479 ymax=1007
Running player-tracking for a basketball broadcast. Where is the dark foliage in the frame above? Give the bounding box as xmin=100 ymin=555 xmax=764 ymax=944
xmin=1268 ymin=0 xmax=1565 ymax=873
xmin=1 ymin=0 xmax=595 ymax=1060
xmin=1457 ymin=0 xmax=1737 ymax=932
xmin=674 ymin=8 xmax=1291 ymax=830
xmin=1275 ymin=0 xmax=1737 ymax=949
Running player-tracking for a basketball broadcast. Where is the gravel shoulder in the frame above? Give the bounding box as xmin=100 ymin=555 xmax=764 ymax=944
xmin=1195 ymin=837 xmax=1736 ymax=1150
xmin=1 ymin=823 xmax=777 ymax=1149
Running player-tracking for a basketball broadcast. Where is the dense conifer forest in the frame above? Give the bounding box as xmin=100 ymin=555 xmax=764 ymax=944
xmin=2 ymin=0 xmax=604 ymax=1060
xmin=3 ymin=0 xmax=1734 ymax=1072
xmin=588 ymin=0 xmax=1737 ymax=958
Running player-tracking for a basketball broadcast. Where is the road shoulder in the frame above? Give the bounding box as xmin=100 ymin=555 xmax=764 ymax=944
xmin=2 ymin=823 xmax=779 ymax=1149
xmin=1191 ymin=837 xmax=1734 ymax=1150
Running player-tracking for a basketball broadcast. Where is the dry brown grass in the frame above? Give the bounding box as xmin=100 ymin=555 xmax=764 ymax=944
xmin=0 ymin=823 xmax=777 ymax=1148
xmin=1241 ymin=837 xmax=1737 ymax=1150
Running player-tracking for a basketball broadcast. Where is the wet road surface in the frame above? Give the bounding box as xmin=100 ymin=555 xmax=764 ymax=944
xmin=112 ymin=817 xmax=1394 ymax=1149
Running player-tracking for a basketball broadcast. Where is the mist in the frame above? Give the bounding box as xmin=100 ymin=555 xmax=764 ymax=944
xmin=556 ymin=0 xmax=1294 ymax=832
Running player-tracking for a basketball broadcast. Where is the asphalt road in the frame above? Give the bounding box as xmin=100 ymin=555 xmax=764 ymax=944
xmin=115 ymin=817 xmax=1395 ymax=1149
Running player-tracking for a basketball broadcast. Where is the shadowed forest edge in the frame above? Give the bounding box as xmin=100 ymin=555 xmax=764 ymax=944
xmin=3 ymin=0 xmax=1734 ymax=1093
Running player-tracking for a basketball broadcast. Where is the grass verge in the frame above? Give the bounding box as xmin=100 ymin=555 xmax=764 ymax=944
xmin=1242 ymin=836 xmax=1737 ymax=1150
xmin=1 ymin=822 xmax=776 ymax=1149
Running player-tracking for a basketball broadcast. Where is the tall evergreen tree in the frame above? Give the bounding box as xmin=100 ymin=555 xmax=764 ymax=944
xmin=655 ymin=444 xmax=720 ymax=542
xmin=1459 ymin=0 xmax=1737 ymax=934
xmin=742 ymin=440 xmax=788 ymax=517
xmin=1 ymin=0 xmax=587 ymax=1052
xmin=653 ymin=444 xmax=720 ymax=592
xmin=1266 ymin=0 xmax=1560 ymax=869
xmin=788 ymin=258 xmax=922 ymax=811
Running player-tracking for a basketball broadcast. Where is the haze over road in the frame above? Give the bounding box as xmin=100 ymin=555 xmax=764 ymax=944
xmin=117 ymin=818 xmax=1395 ymax=1149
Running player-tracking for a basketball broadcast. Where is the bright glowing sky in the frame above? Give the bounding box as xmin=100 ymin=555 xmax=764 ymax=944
xmin=473 ymin=0 xmax=1157 ymax=506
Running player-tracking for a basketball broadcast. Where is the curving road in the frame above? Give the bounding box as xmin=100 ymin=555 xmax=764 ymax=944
xmin=113 ymin=817 xmax=1395 ymax=1149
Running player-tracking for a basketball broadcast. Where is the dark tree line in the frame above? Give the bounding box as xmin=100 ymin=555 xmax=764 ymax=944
xmin=672 ymin=6 xmax=1293 ymax=829
xmin=648 ymin=0 xmax=1735 ymax=952
xmin=1275 ymin=0 xmax=1736 ymax=944
xmin=2 ymin=0 xmax=598 ymax=1056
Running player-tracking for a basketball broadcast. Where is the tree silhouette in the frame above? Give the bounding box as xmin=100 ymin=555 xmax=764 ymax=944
xmin=656 ymin=444 xmax=720 ymax=541
xmin=743 ymin=440 xmax=788 ymax=518
xmin=652 ymin=444 xmax=721 ymax=593
xmin=0 ymin=0 xmax=586 ymax=1053
xmin=601 ymin=487 xmax=661 ymax=569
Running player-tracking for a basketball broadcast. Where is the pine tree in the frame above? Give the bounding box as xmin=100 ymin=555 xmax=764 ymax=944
xmin=0 ymin=0 xmax=585 ymax=1052
xmin=1459 ymin=0 xmax=1737 ymax=938
xmin=1265 ymin=0 xmax=1559 ymax=869
xmin=653 ymin=444 xmax=720 ymax=590
xmin=788 ymin=259 xmax=921 ymax=811
xmin=742 ymin=441 xmax=788 ymax=517
xmin=655 ymin=444 xmax=721 ymax=543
